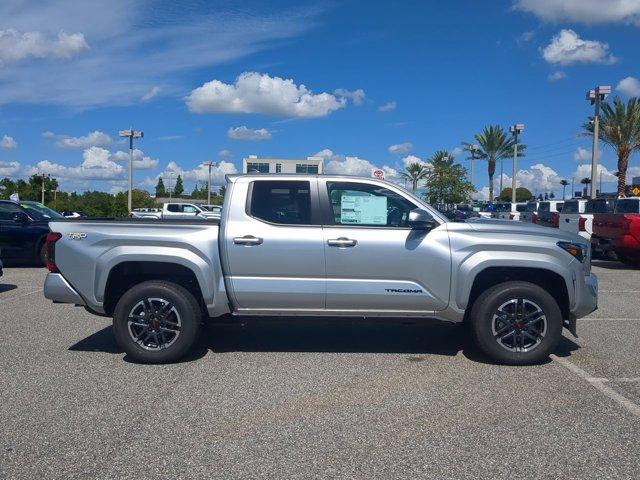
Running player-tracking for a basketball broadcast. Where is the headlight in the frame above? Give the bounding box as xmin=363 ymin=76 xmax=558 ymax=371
xmin=557 ymin=241 xmax=587 ymax=263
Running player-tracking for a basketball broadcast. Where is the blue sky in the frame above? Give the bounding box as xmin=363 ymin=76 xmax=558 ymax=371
xmin=0 ymin=0 xmax=639 ymax=198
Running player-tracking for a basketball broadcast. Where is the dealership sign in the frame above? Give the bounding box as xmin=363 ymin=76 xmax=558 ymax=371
xmin=371 ymin=168 xmax=385 ymax=180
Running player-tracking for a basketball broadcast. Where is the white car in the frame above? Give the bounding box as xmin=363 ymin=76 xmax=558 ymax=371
xmin=519 ymin=201 xmax=538 ymax=224
xmin=580 ymin=198 xmax=616 ymax=241
xmin=559 ymin=199 xmax=587 ymax=238
xmin=131 ymin=203 xmax=218 ymax=220
xmin=491 ymin=202 xmax=527 ymax=220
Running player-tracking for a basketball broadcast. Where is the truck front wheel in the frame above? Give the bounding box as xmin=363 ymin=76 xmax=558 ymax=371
xmin=112 ymin=281 xmax=202 ymax=363
xmin=469 ymin=281 xmax=562 ymax=365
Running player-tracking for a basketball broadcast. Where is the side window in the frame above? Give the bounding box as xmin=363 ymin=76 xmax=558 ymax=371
xmin=249 ymin=181 xmax=311 ymax=225
xmin=326 ymin=182 xmax=416 ymax=227
xmin=0 ymin=202 xmax=22 ymax=220
xmin=166 ymin=204 xmax=180 ymax=212
xmin=183 ymin=205 xmax=198 ymax=214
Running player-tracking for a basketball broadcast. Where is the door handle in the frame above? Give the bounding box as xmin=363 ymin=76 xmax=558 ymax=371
xmin=233 ymin=235 xmax=263 ymax=246
xmin=327 ymin=237 xmax=357 ymax=247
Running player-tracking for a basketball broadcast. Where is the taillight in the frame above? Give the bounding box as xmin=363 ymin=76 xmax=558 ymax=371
xmin=552 ymin=212 xmax=560 ymax=228
xmin=578 ymin=217 xmax=587 ymax=232
xmin=621 ymin=215 xmax=632 ymax=234
xmin=532 ymin=212 xmax=538 ymax=223
xmin=509 ymin=213 xmax=515 ymax=220
xmin=45 ymin=232 xmax=62 ymax=273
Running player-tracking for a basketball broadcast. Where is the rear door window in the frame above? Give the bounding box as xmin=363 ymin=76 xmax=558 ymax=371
xmin=167 ymin=204 xmax=180 ymax=212
xmin=538 ymin=202 xmax=550 ymax=212
xmin=249 ymin=180 xmax=312 ymax=225
xmin=516 ymin=204 xmax=527 ymax=212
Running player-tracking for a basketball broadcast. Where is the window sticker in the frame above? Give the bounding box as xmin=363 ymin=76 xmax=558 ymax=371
xmin=340 ymin=194 xmax=387 ymax=225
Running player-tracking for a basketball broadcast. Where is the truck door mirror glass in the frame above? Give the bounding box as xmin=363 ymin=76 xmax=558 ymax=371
xmin=12 ymin=211 xmax=30 ymax=223
xmin=408 ymin=208 xmax=436 ymax=229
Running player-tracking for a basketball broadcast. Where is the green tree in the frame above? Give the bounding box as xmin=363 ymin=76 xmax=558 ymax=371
xmin=218 ymin=185 xmax=226 ymax=198
xmin=499 ymin=187 xmax=533 ymax=202
xmin=400 ymin=162 xmax=430 ymax=191
xmin=425 ymin=151 xmax=475 ymax=204
xmin=174 ymin=175 xmax=184 ymax=196
xmin=463 ymin=125 xmax=526 ymax=202
xmin=560 ymin=179 xmax=569 ymax=199
xmin=155 ymin=177 xmax=166 ymax=197
xmin=583 ymin=97 xmax=640 ymax=197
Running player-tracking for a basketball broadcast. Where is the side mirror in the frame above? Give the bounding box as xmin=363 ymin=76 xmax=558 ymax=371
xmin=12 ymin=211 xmax=29 ymax=223
xmin=408 ymin=208 xmax=437 ymax=229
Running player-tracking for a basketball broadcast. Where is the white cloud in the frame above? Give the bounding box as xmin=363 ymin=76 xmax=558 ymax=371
xmin=141 ymin=86 xmax=160 ymax=102
xmin=157 ymin=135 xmax=184 ymax=141
xmin=378 ymin=101 xmax=396 ymax=112
xmin=1 ymin=135 xmax=17 ymax=150
xmin=334 ymin=88 xmax=366 ymax=106
xmin=388 ymin=142 xmax=412 ymax=155
xmin=516 ymin=30 xmax=535 ymax=45
xmin=617 ymin=76 xmax=640 ymax=97
xmin=46 ymin=130 xmax=113 ymax=149
xmin=186 ymin=72 xmax=346 ymax=118
xmin=218 ymin=149 xmax=233 ymax=159
xmin=314 ymin=148 xmax=399 ymax=181
xmin=0 ymin=2 xmax=318 ymax=108
xmin=547 ymin=71 xmax=567 ymax=82
xmin=227 ymin=126 xmax=272 ymax=141
xmin=148 ymin=160 xmax=238 ymax=187
xmin=573 ymin=147 xmax=601 ymax=162
xmin=514 ymin=0 xmax=640 ymax=26
xmin=542 ymin=29 xmax=616 ymax=65
xmin=0 ymin=29 xmax=88 ymax=64
xmin=450 ymin=147 xmax=463 ymax=158
xmin=0 ymin=160 xmax=20 ymax=176
xmin=401 ymin=155 xmax=430 ymax=168
xmin=26 ymin=146 xmax=157 ymax=180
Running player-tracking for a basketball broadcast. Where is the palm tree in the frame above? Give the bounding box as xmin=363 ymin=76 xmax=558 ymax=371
xmin=401 ymin=162 xmax=430 ymax=191
xmin=580 ymin=177 xmax=592 ymax=197
xmin=560 ymin=179 xmax=569 ymax=199
xmin=463 ymin=125 xmax=526 ymax=202
xmin=583 ymin=97 xmax=640 ymax=197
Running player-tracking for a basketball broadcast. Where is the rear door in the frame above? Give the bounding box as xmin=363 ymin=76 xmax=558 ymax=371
xmin=223 ymin=178 xmax=325 ymax=311
xmin=319 ymin=179 xmax=450 ymax=314
xmin=0 ymin=203 xmax=39 ymax=259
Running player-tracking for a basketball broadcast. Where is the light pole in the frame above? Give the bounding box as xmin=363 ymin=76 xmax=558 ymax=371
xmin=53 ymin=189 xmax=58 ymax=210
xmin=586 ymin=86 xmax=611 ymax=199
xmin=40 ymin=173 xmax=50 ymax=204
xmin=509 ymin=124 xmax=524 ymax=204
xmin=119 ymin=128 xmax=144 ymax=212
xmin=468 ymin=144 xmax=479 ymax=186
xmin=202 ymin=161 xmax=216 ymax=205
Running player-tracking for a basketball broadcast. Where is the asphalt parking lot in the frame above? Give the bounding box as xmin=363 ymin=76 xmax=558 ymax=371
xmin=1 ymin=262 xmax=639 ymax=479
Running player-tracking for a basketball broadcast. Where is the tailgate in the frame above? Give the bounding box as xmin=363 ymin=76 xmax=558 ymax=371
xmin=593 ymin=214 xmax=625 ymax=239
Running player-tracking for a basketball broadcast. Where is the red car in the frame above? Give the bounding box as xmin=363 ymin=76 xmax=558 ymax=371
xmin=592 ymin=198 xmax=640 ymax=266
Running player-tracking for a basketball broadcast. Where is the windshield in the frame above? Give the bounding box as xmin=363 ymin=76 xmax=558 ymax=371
xmin=538 ymin=202 xmax=550 ymax=212
xmin=615 ymin=199 xmax=640 ymax=214
xmin=516 ymin=204 xmax=527 ymax=212
xmin=20 ymin=202 xmax=64 ymax=220
xmin=562 ymin=200 xmax=580 ymax=214
xmin=494 ymin=203 xmax=511 ymax=212
xmin=525 ymin=202 xmax=537 ymax=212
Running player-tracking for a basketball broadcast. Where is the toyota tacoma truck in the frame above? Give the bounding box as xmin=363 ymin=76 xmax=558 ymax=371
xmin=43 ymin=174 xmax=598 ymax=365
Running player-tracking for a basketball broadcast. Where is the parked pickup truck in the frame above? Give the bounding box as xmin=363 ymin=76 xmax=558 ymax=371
xmin=592 ymin=198 xmax=640 ymax=265
xmin=131 ymin=202 xmax=217 ymax=220
xmin=43 ymin=174 xmax=598 ymax=365
xmin=535 ymin=200 xmax=564 ymax=228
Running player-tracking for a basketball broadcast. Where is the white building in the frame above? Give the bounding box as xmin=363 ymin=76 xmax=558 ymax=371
xmin=243 ymin=155 xmax=324 ymax=174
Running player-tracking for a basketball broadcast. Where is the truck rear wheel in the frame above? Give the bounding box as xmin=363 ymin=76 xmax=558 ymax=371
xmin=112 ymin=281 xmax=202 ymax=363
xmin=469 ymin=281 xmax=562 ymax=365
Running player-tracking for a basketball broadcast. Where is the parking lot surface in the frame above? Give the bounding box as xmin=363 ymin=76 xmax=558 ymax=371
xmin=1 ymin=262 xmax=639 ymax=479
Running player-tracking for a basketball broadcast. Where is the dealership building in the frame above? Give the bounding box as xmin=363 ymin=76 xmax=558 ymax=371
xmin=243 ymin=155 xmax=324 ymax=174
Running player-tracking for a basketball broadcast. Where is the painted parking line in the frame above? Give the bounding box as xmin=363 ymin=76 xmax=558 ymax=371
xmin=551 ymin=354 xmax=640 ymax=418
xmin=599 ymin=290 xmax=640 ymax=293
xmin=0 ymin=289 xmax=43 ymax=303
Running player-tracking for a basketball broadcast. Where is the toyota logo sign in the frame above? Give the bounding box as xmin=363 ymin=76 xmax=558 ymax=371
xmin=371 ymin=168 xmax=385 ymax=180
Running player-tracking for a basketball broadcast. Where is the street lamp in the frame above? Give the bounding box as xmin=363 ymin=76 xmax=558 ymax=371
xmin=202 ymin=161 xmax=216 ymax=205
xmin=586 ymin=86 xmax=611 ymax=199
xmin=119 ymin=128 xmax=144 ymax=212
xmin=509 ymin=124 xmax=524 ymax=204
xmin=468 ymin=144 xmax=479 ymax=186
xmin=39 ymin=173 xmax=50 ymax=204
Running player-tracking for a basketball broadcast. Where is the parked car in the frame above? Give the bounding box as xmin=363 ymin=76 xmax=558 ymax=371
xmin=535 ymin=201 xmax=564 ymax=228
xmin=44 ymin=174 xmax=597 ymax=366
xmin=491 ymin=202 xmax=526 ymax=220
xmin=559 ymin=199 xmax=587 ymax=238
xmin=520 ymin=201 xmax=538 ymax=223
xmin=131 ymin=203 xmax=218 ymax=220
xmin=578 ymin=198 xmax=616 ymax=247
xmin=0 ymin=200 xmax=64 ymax=265
xmin=592 ymin=198 xmax=640 ymax=265
xmin=453 ymin=204 xmax=479 ymax=222
xmin=0 ymin=252 xmax=3 ymax=277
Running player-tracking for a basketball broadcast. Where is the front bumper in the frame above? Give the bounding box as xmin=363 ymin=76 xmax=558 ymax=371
xmin=571 ymin=273 xmax=598 ymax=319
xmin=44 ymin=273 xmax=85 ymax=305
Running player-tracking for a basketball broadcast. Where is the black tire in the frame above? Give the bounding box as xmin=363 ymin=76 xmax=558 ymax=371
xmin=113 ymin=281 xmax=202 ymax=363
xmin=38 ymin=240 xmax=48 ymax=267
xmin=469 ymin=281 xmax=562 ymax=365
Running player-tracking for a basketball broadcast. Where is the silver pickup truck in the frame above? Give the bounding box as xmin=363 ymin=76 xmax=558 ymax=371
xmin=43 ymin=174 xmax=597 ymax=365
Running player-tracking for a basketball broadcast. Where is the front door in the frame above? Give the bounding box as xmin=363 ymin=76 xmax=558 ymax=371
xmin=0 ymin=202 xmax=33 ymax=259
xmin=223 ymin=178 xmax=325 ymax=311
xmin=320 ymin=180 xmax=451 ymax=314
